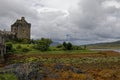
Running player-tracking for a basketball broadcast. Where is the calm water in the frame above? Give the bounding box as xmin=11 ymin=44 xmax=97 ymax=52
xmin=91 ymin=49 xmax=120 ymax=53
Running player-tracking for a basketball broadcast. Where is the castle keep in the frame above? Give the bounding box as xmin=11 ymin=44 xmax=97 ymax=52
xmin=0 ymin=17 xmax=31 ymax=62
xmin=11 ymin=17 xmax=31 ymax=39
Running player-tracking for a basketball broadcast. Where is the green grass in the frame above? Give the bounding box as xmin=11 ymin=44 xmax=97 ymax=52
xmin=10 ymin=55 xmax=120 ymax=64
xmin=12 ymin=43 xmax=97 ymax=55
xmin=13 ymin=44 xmax=34 ymax=49
xmin=25 ymin=49 xmax=97 ymax=55
xmin=0 ymin=74 xmax=18 ymax=80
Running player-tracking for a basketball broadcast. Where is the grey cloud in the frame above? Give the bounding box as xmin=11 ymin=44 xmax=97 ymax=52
xmin=1 ymin=0 xmax=120 ymax=45
xmin=0 ymin=0 xmax=38 ymax=29
xmin=67 ymin=0 xmax=120 ymax=44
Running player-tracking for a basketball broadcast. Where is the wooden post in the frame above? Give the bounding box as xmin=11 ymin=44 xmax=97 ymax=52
xmin=1 ymin=46 xmax=5 ymax=62
xmin=4 ymin=45 xmax=6 ymax=54
xmin=0 ymin=32 xmax=6 ymax=63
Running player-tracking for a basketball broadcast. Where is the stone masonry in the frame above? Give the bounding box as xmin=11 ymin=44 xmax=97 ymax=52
xmin=11 ymin=17 xmax=31 ymax=39
xmin=0 ymin=17 xmax=31 ymax=62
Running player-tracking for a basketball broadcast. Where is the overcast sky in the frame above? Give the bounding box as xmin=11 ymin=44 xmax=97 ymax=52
xmin=0 ymin=0 xmax=120 ymax=45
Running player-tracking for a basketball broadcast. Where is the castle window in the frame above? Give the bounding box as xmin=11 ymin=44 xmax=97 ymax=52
xmin=23 ymin=29 xmax=25 ymax=33
xmin=13 ymin=28 xmax=16 ymax=32
xmin=14 ymin=28 xmax=16 ymax=31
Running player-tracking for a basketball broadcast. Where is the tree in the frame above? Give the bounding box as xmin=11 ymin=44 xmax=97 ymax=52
xmin=63 ymin=42 xmax=67 ymax=48
xmin=83 ymin=45 xmax=87 ymax=50
xmin=67 ymin=42 xmax=72 ymax=50
xmin=35 ymin=38 xmax=52 ymax=51
xmin=63 ymin=42 xmax=73 ymax=50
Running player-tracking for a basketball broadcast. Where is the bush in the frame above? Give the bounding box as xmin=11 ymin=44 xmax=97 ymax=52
xmin=67 ymin=42 xmax=72 ymax=50
xmin=6 ymin=42 xmax=14 ymax=53
xmin=34 ymin=38 xmax=52 ymax=51
xmin=10 ymin=38 xmax=30 ymax=44
xmin=56 ymin=44 xmax=63 ymax=48
xmin=16 ymin=45 xmax=22 ymax=49
xmin=22 ymin=48 xmax=30 ymax=52
xmin=72 ymin=46 xmax=79 ymax=50
xmin=0 ymin=74 xmax=18 ymax=80
xmin=72 ymin=46 xmax=84 ymax=50
xmin=63 ymin=42 xmax=73 ymax=50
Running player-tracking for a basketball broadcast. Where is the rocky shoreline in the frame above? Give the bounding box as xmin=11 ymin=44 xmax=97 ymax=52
xmin=0 ymin=62 xmax=87 ymax=80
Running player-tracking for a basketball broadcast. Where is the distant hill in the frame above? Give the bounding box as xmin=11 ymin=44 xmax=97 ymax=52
xmin=87 ymin=40 xmax=120 ymax=49
xmin=51 ymin=41 xmax=61 ymax=46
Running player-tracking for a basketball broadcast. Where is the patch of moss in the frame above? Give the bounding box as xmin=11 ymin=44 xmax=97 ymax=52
xmin=25 ymin=57 xmax=39 ymax=62
xmin=0 ymin=73 xmax=18 ymax=80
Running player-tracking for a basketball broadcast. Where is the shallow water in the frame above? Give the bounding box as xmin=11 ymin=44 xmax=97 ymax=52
xmin=91 ymin=49 xmax=120 ymax=53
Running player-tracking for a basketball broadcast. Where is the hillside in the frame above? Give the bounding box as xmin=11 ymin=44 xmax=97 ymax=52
xmin=87 ymin=40 xmax=120 ymax=49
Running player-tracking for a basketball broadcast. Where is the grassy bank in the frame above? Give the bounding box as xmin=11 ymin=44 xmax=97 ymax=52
xmin=0 ymin=51 xmax=120 ymax=80
xmin=1 ymin=43 xmax=120 ymax=80
xmin=10 ymin=43 xmax=95 ymax=54
xmin=0 ymin=74 xmax=18 ymax=80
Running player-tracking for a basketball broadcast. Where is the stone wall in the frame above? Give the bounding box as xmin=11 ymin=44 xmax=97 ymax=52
xmin=11 ymin=17 xmax=31 ymax=39
xmin=0 ymin=17 xmax=31 ymax=62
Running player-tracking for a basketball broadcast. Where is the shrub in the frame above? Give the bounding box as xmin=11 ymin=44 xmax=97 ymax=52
xmin=0 ymin=74 xmax=18 ymax=80
xmin=67 ymin=42 xmax=72 ymax=50
xmin=56 ymin=44 xmax=63 ymax=48
xmin=22 ymin=48 xmax=30 ymax=52
xmin=16 ymin=45 xmax=22 ymax=49
xmin=72 ymin=46 xmax=79 ymax=50
xmin=34 ymin=38 xmax=52 ymax=51
xmin=6 ymin=42 xmax=14 ymax=53
xmin=63 ymin=42 xmax=73 ymax=50
xmin=25 ymin=57 xmax=39 ymax=62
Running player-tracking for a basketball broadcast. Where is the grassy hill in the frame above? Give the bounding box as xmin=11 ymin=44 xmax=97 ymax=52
xmin=87 ymin=40 xmax=120 ymax=49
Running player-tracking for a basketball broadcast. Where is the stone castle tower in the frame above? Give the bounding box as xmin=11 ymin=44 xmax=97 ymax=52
xmin=0 ymin=17 xmax=31 ymax=62
xmin=11 ymin=17 xmax=31 ymax=39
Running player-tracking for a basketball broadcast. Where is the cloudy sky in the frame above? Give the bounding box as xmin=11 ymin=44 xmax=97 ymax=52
xmin=0 ymin=0 xmax=120 ymax=45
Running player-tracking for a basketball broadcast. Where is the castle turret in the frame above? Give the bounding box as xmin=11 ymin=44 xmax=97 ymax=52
xmin=21 ymin=17 xmax=25 ymax=21
xmin=11 ymin=17 xmax=31 ymax=39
